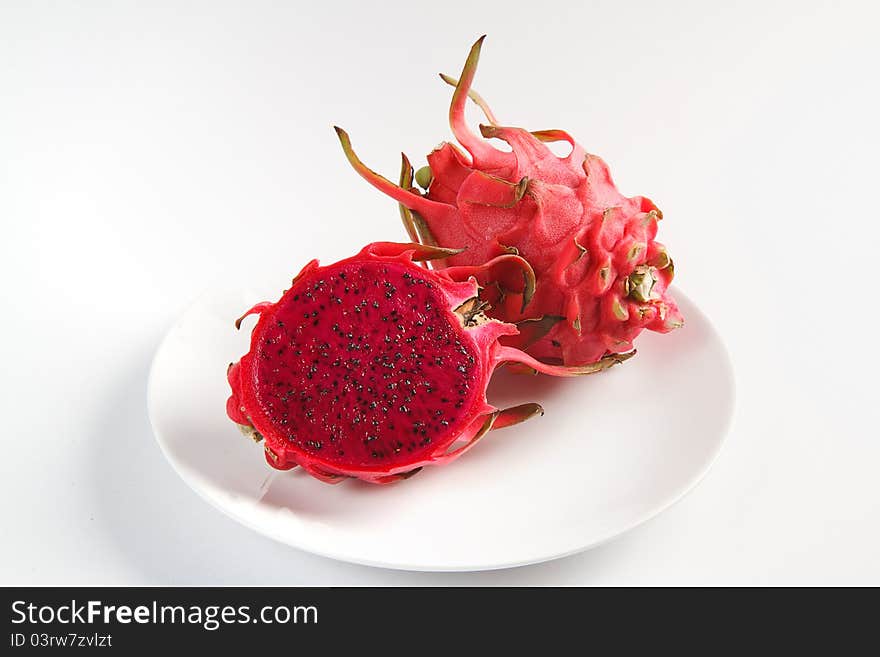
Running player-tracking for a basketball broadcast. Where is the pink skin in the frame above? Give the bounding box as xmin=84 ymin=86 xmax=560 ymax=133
xmin=227 ymin=242 xmax=631 ymax=485
xmin=335 ymin=37 xmax=683 ymax=367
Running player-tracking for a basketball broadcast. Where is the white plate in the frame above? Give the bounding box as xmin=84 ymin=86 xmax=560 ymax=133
xmin=148 ymin=278 xmax=734 ymax=572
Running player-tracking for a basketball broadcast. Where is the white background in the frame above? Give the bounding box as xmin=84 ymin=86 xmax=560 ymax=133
xmin=2 ymin=0 xmax=878 ymax=585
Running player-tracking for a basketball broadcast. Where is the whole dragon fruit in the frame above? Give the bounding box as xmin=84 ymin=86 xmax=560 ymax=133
xmin=227 ymin=242 xmax=631 ymax=484
xmin=334 ymin=36 xmax=682 ymax=367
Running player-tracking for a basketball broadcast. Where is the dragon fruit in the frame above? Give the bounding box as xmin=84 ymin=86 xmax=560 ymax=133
xmin=334 ymin=36 xmax=682 ymax=367
xmin=226 ymin=242 xmax=632 ymax=484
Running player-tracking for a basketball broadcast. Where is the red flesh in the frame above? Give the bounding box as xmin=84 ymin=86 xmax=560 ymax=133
xmin=227 ymin=243 xmax=633 ymax=484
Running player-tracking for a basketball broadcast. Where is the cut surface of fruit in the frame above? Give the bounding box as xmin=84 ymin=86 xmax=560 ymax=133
xmin=227 ymin=242 xmax=632 ymax=484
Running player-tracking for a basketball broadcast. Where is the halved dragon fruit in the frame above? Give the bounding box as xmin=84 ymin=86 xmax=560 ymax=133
xmin=227 ymin=242 xmax=632 ymax=484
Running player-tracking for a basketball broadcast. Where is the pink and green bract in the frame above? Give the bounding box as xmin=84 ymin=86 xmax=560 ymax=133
xmin=335 ymin=37 xmax=682 ymax=367
xmin=226 ymin=242 xmax=631 ymax=484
